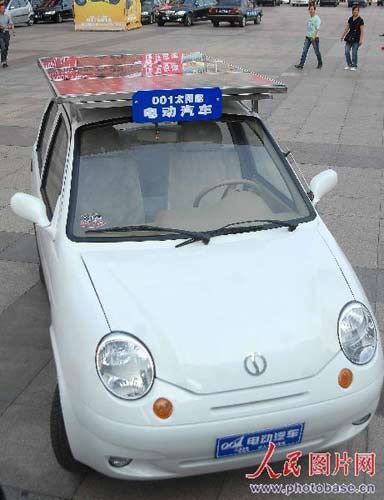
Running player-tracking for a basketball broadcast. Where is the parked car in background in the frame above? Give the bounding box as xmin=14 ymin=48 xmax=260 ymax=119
xmin=258 ymin=0 xmax=280 ymax=6
xmin=5 ymin=0 xmax=34 ymax=26
xmin=208 ymin=0 xmax=262 ymax=27
xmin=319 ymin=0 xmax=339 ymax=5
xmin=378 ymin=0 xmax=383 ymax=6
xmin=347 ymin=0 xmax=366 ymax=6
xmin=291 ymin=0 xmax=308 ymax=5
xmin=33 ymin=0 xmax=73 ymax=23
xmin=157 ymin=0 xmax=215 ymax=26
xmin=141 ymin=0 xmax=160 ymax=23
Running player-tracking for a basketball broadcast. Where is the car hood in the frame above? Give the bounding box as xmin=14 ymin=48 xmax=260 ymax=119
xmin=81 ymin=223 xmax=352 ymax=394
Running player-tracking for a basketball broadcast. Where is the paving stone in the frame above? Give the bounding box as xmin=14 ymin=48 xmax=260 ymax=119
xmin=0 ymin=206 xmax=35 ymax=235
xmin=1 ymin=484 xmax=63 ymax=500
xmin=0 ymin=234 xmax=39 ymax=264
xmin=353 ymin=267 xmax=379 ymax=309
xmin=320 ymin=214 xmax=379 ymax=270
xmin=0 ymin=261 xmax=38 ymax=315
xmin=0 ymin=441 xmax=83 ymax=500
xmin=0 ymin=126 xmax=36 ymax=148
xmin=0 ymin=282 xmax=49 ymax=350
xmin=14 ymin=361 xmax=56 ymax=410
xmin=0 ymin=232 xmax=21 ymax=254
xmin=0 ymin=345 xmax=51 ymax=403
xmin=74 ymin=471 xmax=227 ymax=500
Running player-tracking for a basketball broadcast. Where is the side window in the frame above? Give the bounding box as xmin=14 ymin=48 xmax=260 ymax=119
xmin=37 ymin=102 xmax=58 ymax=174
xmin=42 ymin=118 xmax=69 ymax=218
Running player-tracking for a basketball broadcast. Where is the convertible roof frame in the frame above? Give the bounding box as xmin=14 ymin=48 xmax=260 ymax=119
xmin=38 ymin=52 xmax=287 ymax=112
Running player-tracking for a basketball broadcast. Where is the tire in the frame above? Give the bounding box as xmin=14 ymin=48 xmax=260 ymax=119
xmin=239 ymin=15 xmax=246 ymax=27
xmin=212 ymin=20 xmax=219 ymax=26
xmin=55 ymin=13 xmax=63 ymax=23
xmin=150 ymin=13 xmax=155 ymax=23
xmin=75 ymin=0 xmax=87 ymax=6
xmin=157 ymin=20 xmax=165 ymax=26
xmin=254 ymin=14 xmax=261 ymax=23
xmin=230 ymin=20 xmax=235 ymax=26
xmin=27 ymin=15 xmax=34 ymax=26
xmin=184 ymin=13 xmax=192 ymax=26
xmin=51 ymin=386 xmax=87 ymax=474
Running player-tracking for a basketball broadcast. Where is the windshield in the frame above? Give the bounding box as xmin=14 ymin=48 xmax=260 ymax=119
xmin=218 ymin=0 xmax=241 ymax=5
xmin=69 ymin=117 xmax=313 ymax=241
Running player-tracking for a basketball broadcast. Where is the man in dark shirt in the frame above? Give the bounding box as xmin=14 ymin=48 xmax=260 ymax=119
xmin=340 ymin=5 xmax=364 ymax=71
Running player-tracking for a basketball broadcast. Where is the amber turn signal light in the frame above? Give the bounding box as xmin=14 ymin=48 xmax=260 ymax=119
xmin=338 ymin=368 xmax=353 ymax=389
xmin=153 ymin=398 xmax=173 ymax=419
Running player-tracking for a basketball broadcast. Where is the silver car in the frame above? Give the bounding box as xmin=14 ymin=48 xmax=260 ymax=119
xmin=5 ymin=0 xmax=34 ymax=26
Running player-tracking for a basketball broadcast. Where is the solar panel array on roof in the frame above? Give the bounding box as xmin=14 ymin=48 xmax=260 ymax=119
xmin=38 ymin=51 xmax=287 ymax=104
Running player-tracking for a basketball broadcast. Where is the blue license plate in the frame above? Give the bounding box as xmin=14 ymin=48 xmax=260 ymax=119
xmin=215 ymin=423 xmax=305 ymax=459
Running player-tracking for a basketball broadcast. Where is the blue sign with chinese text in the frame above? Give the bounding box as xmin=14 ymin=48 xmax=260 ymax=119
xmin=132 ymin=88 xmax=222 ymax=123
xmin=215 ymin=423 xmax=305 ymax=459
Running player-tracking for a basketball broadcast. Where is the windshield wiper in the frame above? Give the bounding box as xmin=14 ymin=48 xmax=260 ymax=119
xmin=86 ymin=224 xmax=211 ymax=245
xmin=218 ymin=218 xmax=298 ymax=233
xmin=176 ymin=219 xmax=297 ymax=248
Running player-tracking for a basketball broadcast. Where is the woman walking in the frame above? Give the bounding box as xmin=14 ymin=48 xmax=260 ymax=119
xmin=341 ymin=5 xmax=364 ymax=71
xmin=295 ymin=4 xmax=323 ymax=70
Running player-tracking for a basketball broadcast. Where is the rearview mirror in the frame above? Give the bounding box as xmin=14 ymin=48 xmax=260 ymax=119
xmin=309 ymin=169 xmax=337 ymax=206
xmin=10 ymin=193 xmax=50 ymax=227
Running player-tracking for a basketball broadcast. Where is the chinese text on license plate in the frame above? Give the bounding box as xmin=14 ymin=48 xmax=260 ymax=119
xmin=132 ymin=88 xmax=222 ymax=123
xmin=215 ymin=423 xmax=305 ymax=459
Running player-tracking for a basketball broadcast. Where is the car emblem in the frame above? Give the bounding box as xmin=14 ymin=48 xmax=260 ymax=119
xmin=244 ymin=353 xmax=267 ymax=376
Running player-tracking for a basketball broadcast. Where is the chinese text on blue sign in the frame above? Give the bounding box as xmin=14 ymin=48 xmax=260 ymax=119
xmin=132 ymin=88 xmax=222 ymax=123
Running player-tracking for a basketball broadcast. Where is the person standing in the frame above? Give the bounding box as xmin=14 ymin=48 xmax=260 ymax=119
xmin=0 ymin=1 xmax=15 ymax=69
xmin=295 ymin=4 xmax=323 ymax=70
xmin=341 ymin=5 xmax=364 ymax=71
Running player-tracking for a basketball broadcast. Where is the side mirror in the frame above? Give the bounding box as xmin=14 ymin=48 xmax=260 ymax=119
xmin=10 ymin=193 xmax=50 ymax=227
xmin=309 ymin=169 xmax=337 ymax=206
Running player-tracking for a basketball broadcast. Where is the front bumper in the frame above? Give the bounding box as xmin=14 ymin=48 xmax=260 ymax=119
xmin=158 ymin=14 xmax=186 ymax=23
xmin=209 ymin=14 xmax=243 ymax=22
xmin=60 ymin=350 xmax=384 ymax=479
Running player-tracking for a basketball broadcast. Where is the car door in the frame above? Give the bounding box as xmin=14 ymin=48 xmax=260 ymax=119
xmin=38 ymin=112 xmax=70 ymax=299
xmin=7 ymin=0 xmax=23 ymax=24
xmin=193 ymin=0 xmax=204 ymax=19
xmin=18 ymin=0 xmax=30 ymax=23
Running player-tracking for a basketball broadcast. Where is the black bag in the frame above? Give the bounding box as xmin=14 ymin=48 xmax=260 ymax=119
xmin=344 ymin=31 xmax=355 ymax=44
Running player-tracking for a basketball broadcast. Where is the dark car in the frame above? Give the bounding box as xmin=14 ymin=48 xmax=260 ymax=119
xmin=377 ymin=0 xmax=382 ymax=5
xmin=319 ymin=0 xmax=339 ymax=5
xmin=157 ymin=0 xmax=216 ymax=26
xmin=258 ymin=0 xmax=280 ymax=6
xmin=208 ymin=0 xmax=262 ymax=27
xmin=347 ymin=0 xmax=366 ymax=6
xmin=141 ymin=0 xmax=159 ymax=23
xmin=33 ymin=0 xmax=73 ymax=22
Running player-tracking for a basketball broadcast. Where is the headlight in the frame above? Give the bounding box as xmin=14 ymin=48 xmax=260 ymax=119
xmin=176 ymin=10 xmax=186 ymax=14
xmin=142 ymin=11 xmax=148 ymax=14
xmin=96 ymin=332 xmax=155 ymax=400
xmin=45 ymin=10 xmax=56 ymax=14
xmin=338 ymin=302 xmax=377 ymax=365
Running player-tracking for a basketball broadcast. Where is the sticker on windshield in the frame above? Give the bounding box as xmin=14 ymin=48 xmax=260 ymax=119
xmin=80 ymin=213 xmax=105 ymax=230
xmin=132 ymin=88 xmax=222 ymax=123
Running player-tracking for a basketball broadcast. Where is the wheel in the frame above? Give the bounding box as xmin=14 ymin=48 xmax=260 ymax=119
xmin=239 ymin=15 xmax=246 ymax=27
xmin=254 ymin=14 xmax=261 ymax=23
xmin=55 ymin=12 xmax=63 ymax=23
xmin=230 ymin=20 xmax=235 ymax=26
xmin=27 ymin=15 xmax=34 ymax=26
xmin=157 ymin=20 xmax=165 ymax=26
xmin=50 ymin=386 xmax=87 ymax=473
xmin=75 ymin=0 xmax=87 ymax=5
xmin=150 ymin=13 xmax=155 ymax=23
xmin=184 ymin=13 xmax=192 ymax=26
xmin=212 ymin=20 xmax=219 ymax=26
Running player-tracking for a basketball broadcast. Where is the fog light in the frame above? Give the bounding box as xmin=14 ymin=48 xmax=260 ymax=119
xmin=352 ymin=413 xmax=371 ymax=425
xmin=108 ymin=456 xmax=132 ymax=468
xmin=338 ymin=368 xmax=353 ymax=389
xmin=153 ymin=397 xmax=173 ymax=419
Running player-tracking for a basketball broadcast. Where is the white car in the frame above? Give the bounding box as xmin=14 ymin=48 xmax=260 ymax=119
xmin=11 ymin=52 xmax=384 ymax=480
xmin=291 ymin=0 xmax=309 ymax=5
xmin=5 ymin=0 xmax=34 ymax=26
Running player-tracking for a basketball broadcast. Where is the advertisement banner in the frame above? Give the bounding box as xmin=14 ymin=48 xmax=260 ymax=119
xmin=74 ymin=0 xmax=141 ymax=31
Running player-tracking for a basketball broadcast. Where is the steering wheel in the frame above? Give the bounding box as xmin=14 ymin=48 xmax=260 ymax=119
xmin=193 ymin=179 xmax=262 ymax=208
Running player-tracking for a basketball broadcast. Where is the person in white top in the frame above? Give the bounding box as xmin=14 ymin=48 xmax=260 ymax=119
xmin=0 ymin=1 xmax=15 ymax=68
